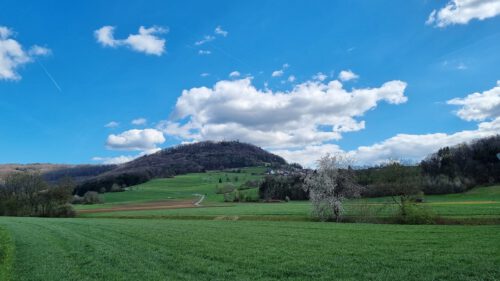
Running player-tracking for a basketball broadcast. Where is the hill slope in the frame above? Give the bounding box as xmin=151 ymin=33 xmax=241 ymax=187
xmin=74 ymin=141 xmax=286 ymax=195
xmin=0 ymin=164 xmax=74 ymax=181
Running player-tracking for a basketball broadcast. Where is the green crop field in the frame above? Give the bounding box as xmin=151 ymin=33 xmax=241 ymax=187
xmin=1 ymin=170 xmax=500 ymax=280
xmin=0 ymin=218 xmax=499 ymax=281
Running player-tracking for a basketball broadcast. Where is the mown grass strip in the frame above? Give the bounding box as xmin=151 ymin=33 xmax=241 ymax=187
xmin=79 ymin=212 xmax=500 ymax=225
xmin=0 ymin=227 xmax=14 ymax=281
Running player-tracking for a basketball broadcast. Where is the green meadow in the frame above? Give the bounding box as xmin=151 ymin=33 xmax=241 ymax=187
xmin=75 ymin=167 xmax=265 ymax=210
xmin=1 ymin=169 xmax=500 ymax=280
xmin=1 ymin=218 xmax=499 ymax=281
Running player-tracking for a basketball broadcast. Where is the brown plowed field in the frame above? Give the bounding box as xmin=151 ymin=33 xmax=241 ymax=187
xmin=78 ymin=199 xmax=197 ymax=214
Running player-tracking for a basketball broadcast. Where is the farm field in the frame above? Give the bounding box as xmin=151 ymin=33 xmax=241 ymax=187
xmin=2 ymin=171 xmax=500 ymax=280
xmin=1 ymin=217 xmax=499 ymax=281
xmin=76 ymin=169 xmax=500 ymax=222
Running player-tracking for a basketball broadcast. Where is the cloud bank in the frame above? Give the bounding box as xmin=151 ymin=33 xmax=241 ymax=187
xmin=278 ymin=81 xmax=500 ymax=167
xmin=160 ymin=76 xmax=407 ymax=153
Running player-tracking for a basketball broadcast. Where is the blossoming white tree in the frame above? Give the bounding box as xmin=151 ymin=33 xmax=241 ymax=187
xmin=304 ymin=154 xmax=359 ymax=222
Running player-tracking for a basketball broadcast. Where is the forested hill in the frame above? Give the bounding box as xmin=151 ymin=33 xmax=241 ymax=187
xmin=73 ymin=141 xmax=287 ymax=195
xmin=110 ymin=140 xmax=286 ymax=177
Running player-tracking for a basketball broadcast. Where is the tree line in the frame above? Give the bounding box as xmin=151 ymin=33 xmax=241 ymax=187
xmin=0 ymin=173 xmax=75 ymax=217
xmin=359 ymin=135 xmax=500 ymax=196
xmin=261 ymin=135 xmax=500 ymax=201
xmin=258 ymin=135 xmax=500 ymax=222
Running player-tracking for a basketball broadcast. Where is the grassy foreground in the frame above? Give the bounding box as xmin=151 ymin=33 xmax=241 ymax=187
xmin=0 ymin=217 xmax=499 ymax=281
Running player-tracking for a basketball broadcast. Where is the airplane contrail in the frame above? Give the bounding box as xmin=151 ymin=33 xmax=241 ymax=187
xmin=37 ymin=60 xmax=62 ymax=93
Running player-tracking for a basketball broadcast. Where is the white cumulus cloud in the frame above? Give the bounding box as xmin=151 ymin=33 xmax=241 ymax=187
xmin=338 ymin=70 xmax=359 ymax=82
xmin=271 ymin=63 xmax=290 ymax=78
xmin=161 ymin=76 xmax=408 ymax=150
xmin=95 ymin=25 xmax=167 ymax=56
xmin=350 ymin=118 xmax=500 ymax=165
xmin=92 ymin=155 xmax=136 ymax=165
xmin=313 ymin=72 xmax=328 ymax=81
xmin=0 ymin=26 xmax=50 ymax=81
xmin=214 ymin=26 xmax=228 ymax=37
xmin=271 ymin=70 xmax=284 ymax=77
xmin=106 ymin=129 xmax=165 ymax=151
xmin=131 ymin=118 xmax=147 ymax=126
xmin=104 ymin=121 xmax=119 ymax=128
xmin=271 ymin=144 xmax=345 ymax=167
xmin=195 ymin=35 xmax=215 ymax=46
xmin=447 ymin=81 xmax=500 ymax=121
xmin=92 ymin=147 xmax=161 ymax=164
xmin=272 ymin=117 xmax=500 ymax=167
xmin=195 ymin=25 xmax=228 ymax=47
xmin=229 ymin=71 xmax=240 ymax=78
xmin=28 ymin=45 xmax=51 ymax=56
xmin=426 ymin=0 xmax=500 ymax=27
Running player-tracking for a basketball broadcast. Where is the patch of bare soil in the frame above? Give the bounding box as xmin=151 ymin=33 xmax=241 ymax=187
xmin=78 ymin=199 xmax=198 ymax=214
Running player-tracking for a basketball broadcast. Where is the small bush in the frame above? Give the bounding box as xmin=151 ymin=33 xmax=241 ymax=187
xmin=239 ymin=189 xmax=259 ymax=202
xmin=215 ymin=183 xmax=236 ymax=194
xmin=232 ymin=189 xmax=240 ymax=202
xmin=110 ymin=184 xmax=124 ymax=192
xmin=83 ymin=191 xmax=103 ymax=204
xmin=50 ymin=204 xmax=76 ymax=218
xmin=397 ymin=203 xmax=437 ymax=225
xmin=71 ymin=195 xmax=84 ymax=204
xmin=238 ymin=179 xmax=261 ymax=190
xmin=222 ymin=189 xmax=259 ymax=202
xmin=223 ymin=192 xmax=232 ymax=202
xmin=410 ymin=191 xmax=425 ymax=203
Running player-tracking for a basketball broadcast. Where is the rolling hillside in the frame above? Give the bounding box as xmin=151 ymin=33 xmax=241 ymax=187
xmin=71 ymin=141 xmax=286 ymax=195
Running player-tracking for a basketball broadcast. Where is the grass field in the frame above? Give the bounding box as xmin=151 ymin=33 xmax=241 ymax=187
xmin=77 ymin=175 xmax=500 ymax=222
xmin=0 ymin=217 xmax=499 ymax=281
xmin=1 ymin=170 xmax=500 ymax=280
xmin=74 ymin=167 xmax=265 ymax=211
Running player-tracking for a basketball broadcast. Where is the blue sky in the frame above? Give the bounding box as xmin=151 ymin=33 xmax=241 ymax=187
xmin=1 ymin=0 xmax=499 ymax=166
